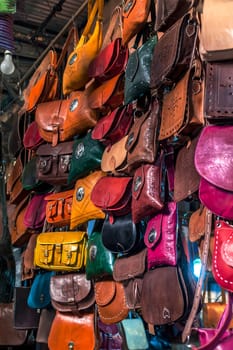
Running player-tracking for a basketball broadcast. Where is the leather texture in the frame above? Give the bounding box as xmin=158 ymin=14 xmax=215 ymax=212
xmin=150 ymin=13 xmax=198 ymax=90
xmin=21 ymin=233 xmax=38 ymax=281
xmin=21 ymin=156 xmax=43 ymax=191
xmin=203 ymin=302 xmax=233 ymax=329
xmin=122 ymin=0 xmax=151 ymax=46
xmin=36 ymin=89 xmax=99 ymax=147
xmin=131 ymin=155 xmax=165 ymax=223
xmin=24 ymin=192 xmax=47 ymax=229
xmin=120 ymin=316 xmax=149 ymax=350
xmin=197 ymin=328 xmax=233 ymax=350
xmin=36 ymin=140 xmax=73 ymax=185
xmin=101 ymin=213 xmax=145 ymax=256
xmin=91 ymin=176 xmax=132 ymax=218
xmin=174 ymin=134 xmax=200 ymax=202
xmin=50 ymin=273 xmax=95 ymax=312
xmin=0 ymin=303 xmax=28 ymax=346
xmin=205 ymin=62 xmax=233 ymax=119
xmin=23 ymin=121 xmax=44 ymax=150
xmin=45 ymin=189 xmax=73 ymax=227
xmin=68 ymin=131 xmax=105 ymax=184
xmin=125 ymin=98 xmax=159 ymax=173
xmin=98 ymin=319 xmax=123 ymax=349
xmin=34 ymin=231 xmax=87 ymax=271
xmin=95 ymin=279 xmax=129 ymax=324
xmin=70 ymin=170 xmax=106 ymax=229
xmin=86 ymin=230 xmax=116 ymax=280
xmin=144 ymin=202 xmax=177 ymax=269
xmin=88 ymin=37 xmax=129 ymax=83
xmin=27 ymin=271 xmax=54 ymax=309
xmin=48 ymin=311 xmax=97 ymax=350
xmin=212 ymin=220 xmax=233 ymax=293
xmin=92 ymin=104 xmax=134 ymax=146
xmin=188 ymin=206 xmax=207 ymax=242
xmin=155 ymin=0 xmax=195 ymax=32
xmin=62 ymin=0 xmax=104 ymax=95
xmin=36 ymin=308 xmax=56 ymax=344
xmin=124 ymin=34 xmax=157 ymax=105
xmin=101 ymin=135 xmax=128 ymax=175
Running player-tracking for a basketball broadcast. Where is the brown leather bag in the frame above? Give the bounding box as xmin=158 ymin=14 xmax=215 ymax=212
xmin=45 ymin=189 xmax=74 ymax=227
xmin=48 ymin=311 xmax=98 ymax=350
xmin=35 ymin=89 xmax=99 ymax=147
xmin=101 ymin=135 xmax=128 ymax=175
xmin=36 ymin=308 xmax=56 ymax=344
xmin=95 ymin=279 xmax=129 ymax=324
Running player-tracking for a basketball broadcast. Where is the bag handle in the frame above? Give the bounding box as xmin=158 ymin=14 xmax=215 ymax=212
xmin=56 ymin=25 xmax=79 ymax=71
xmin=102 ymin=5 xmax=123 ymax=47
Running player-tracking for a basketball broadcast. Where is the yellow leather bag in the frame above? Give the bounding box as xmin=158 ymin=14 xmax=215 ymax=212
xmin=70 ymin=170 xmax=106 ymax=229
xmin=62 ymin=0 xmax=104 ymax=95
xmin=34 ymin=231 xmax=88 ymax=271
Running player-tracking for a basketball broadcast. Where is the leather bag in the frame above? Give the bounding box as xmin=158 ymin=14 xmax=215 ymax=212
xmin=21 ymin=233 xmax=38 ymax=281
xmin=125 ymin=98 xmax=159 ymax=173
xmin=101 ymin=213 xmax=145 ymax=256
xmin=101 ymin=135 xmax=128 ymax=175
xmin=92 ymin=104 xmax=134 ymax=146
xmin=23 ymin=192 xmax=47 ymax=230
xmin=36 ymin=307 xmax=56 ymax=344
xmin=205 ymin=61 xmax=233 ymax=120
xmin=194 ymin=125 xmax=233 ymax=219
xmin=98 ymin=319 xmax=123 ymax=349
xmin=50 ymin=273 xmax=95 ymax=312
xmin=34 ymin=230 xmax=88 ymax=271
xmin=121 ymin=0 xmax=151 ymax=46
xmin=48 ymin=311 xmax=98 ymax=350
xmin=35 ymin=89 xmax=99 ymax=147
xmin=27 ymin=271 xmax=55 ymax=309
xmin=86 ymin=230 xmax=116 ymax=280
xmin=44 ymin=189 xmax=74 ymax=227
xmin=124 ymin=33 xmax=157 ymax=105
xmin=90 ymin=175 xmax=132 ymax=219
xmin=144 ymin=202 xmax=177 ymax=269
xmin=36 ymin=140 xmax=73 ymax=185
xmin=188 ymin=205 xmax=207 ymax=243
xmin=95 ymin=279 xmax=129 ymax=324
xmin=21 ymin=156 xmax=44 ymax=191
xmin=174 ymin=134 xmax=200 ymax=202
xmin=113 ymin=249 xmax=147 ymax=309
xmin=70 ymin=170 xmax=106 ymax=229
xmin=120 ymin=313 xmax=149 ymax=350
xmin=199 ymin=0 xmax=233 ymax=61
xmin=62 ymin=0 xmax=104 ymax=95
xmin=159 ymin=61 xmax=204 ymax=142
xmin=68 ymin=131 xmax=105 ymax=184
xmin=23 ymin=120 xmax=44 ymax=150
xmin=131 ymin=153 xmax=165 ymax=223
xmin=150 ymin=12 xmax=198 ymax=90
xmin=0 ymin=303 xmax=28 ymax=346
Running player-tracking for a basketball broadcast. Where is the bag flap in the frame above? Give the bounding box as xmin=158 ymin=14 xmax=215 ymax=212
xmin=113 ymin=248 xmax=147 ymax=281
xmin=23 ymin=121 xmax=44 ymax=150
xmin=36 ymin=99 xmax=68 ymax=132
xmin=92 ymin=108 xmax=121 ymax=141
xmin=24 ymin=193 xmax=47 ymax=228
xmin=125 ymin=113 xmax=148 ymax=152
xmin=144 ymin=213 xmax=162 ymax=248
xmin=132 ymin=165 xmax=146 ymax=200
xmin=222 ymin=233 xmax=233 ymax=268
xmin=28 ymin=272 xmax=54 ymax=308
xmin=50 ymin=273 xmax=92 ymax=304
xmin=36 ymin=141 xmax=73 ymax=157
xmin=188 ymin=206 xmax=207 ymax=242
xmin=101 ymin=136 xmax=128 ymax=173
xmin=122 ymin=0 xmax=136 ymax=18
xmin=95 ymin=280 xmax=116 ymax=306
xmin=126 ymin=50 xmax=140 ymax=82
xmin=37 ymin=231 xmax=87 ymax=245
xmin=194 ymin=125 xmax=233 ymax=191
xmin=91 ymin=176 xmax=132 ymax=209
xmin=45 ymin=189 xmax=74 ymax=202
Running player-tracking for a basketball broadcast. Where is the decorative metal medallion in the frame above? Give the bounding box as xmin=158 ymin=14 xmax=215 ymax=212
xmin=75 ymin=142 xmax=85 ymax=159
xmin=76 ymin=187 xmax=84 ymax=201
xmin=69 ymin=53 xmax=77 ymax=65
xmin=70 ymin=98 xmax=78 ymax=112
xmin=124 ymin=0 xmax=133 ymax=12
xmin=148 ymin=229 xmax=157 ymax=243
xmin=89 ymin=245 xmax=97 ymax=261
xmin=127 ymin=132 xmax=134 ymax=147
xmin=134 ymin=176 xmax=142 ymax=192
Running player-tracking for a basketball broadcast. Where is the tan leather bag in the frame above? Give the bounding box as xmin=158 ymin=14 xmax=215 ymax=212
xmin=101 ymin=135 xmax=128 ymax=175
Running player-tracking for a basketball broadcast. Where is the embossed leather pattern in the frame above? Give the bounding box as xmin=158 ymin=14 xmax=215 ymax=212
xmin=205 ymin=62 xmax=233 ymax=119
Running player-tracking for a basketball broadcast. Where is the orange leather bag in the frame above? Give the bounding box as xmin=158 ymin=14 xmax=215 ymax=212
xmin=62 ymin=0 xmax=104 ymax=95
xmin=45 ymin=189 xmax=74 ymax=227
xmin=48 ymin=311 xmax=98 ymax=350
xmin=35 ymin=87 xmax=99 ymax=147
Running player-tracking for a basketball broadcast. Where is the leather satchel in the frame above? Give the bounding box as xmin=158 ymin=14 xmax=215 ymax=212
xmin=36 ymin=140 xmax=73 ymax=186
xmin=62 ymin=0 xmax=104 ymax=95
xmin=205 ymin=61 xmax=233 ymax=120
xmin=194 ymin=125 xmax=233 ymax=219
xmin=101 ymin=213 xmax=145 ymax=256
xmin=23 ymin=192 xmax=47 ymax=230
xmin=131 ymin=152 xmax=165 ymax=223
xmin=95 ymin=279 xmax=129 ymax=324
xmin=86 ymin=230 xmax=117 ymax=280
xmin=113 ymin=249 xmax=147 ymax=309
xmin=125 ymin=98 xmax=160 ymax=173
xmin=92 ymin=104 xmax=134 ymax=146
xmin=23 ymin=121 xmax=44 ymax=150
xmin=68 ymin=131 xmax=105 ymax=184
xmin=90 ymin=175 xmax=133 ymax=219
xmin=150 ymin=12 xmax=198 ymax=90
xmin=45 ymin=189 xmax=74 ymax=227
xmin=101 ymin=135 xmax=128 ymax=175
xmin=48 ymin=311 xmax=98 ymax=350
xmin=27 ymin=271 xmax=54 ymax=309
xmin=144 ymin=202 xmax=177 ymax=269
xmin=70 ymin=170 xmax=106 ymax=229
xmin=34 ymin=230 xmax=88 ymax=271
xmin=50 ymin=273 xmax=95 ymax=313
xmin=35 ymin=89 xmax=99 ymax=147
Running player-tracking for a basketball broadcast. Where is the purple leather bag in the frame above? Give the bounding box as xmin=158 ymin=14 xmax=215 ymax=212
xmin=194 ymin=125 xmax=233 ymax=219
xmin=23 ymin=193 xmax=47 ymax=229
xmin=144 ymin=201 xmax=177 ymax=269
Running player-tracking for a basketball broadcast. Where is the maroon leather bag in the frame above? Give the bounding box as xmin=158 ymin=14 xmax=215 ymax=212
xmin=144 ymin=202 xmax=177 ymax=269
xmin=194 ymin=125 xmax=233 ymax=219
xmin=23 ymin=121 xmax=44 ymax=150
xmin=23 ymin=193 xmax=47 ymax=230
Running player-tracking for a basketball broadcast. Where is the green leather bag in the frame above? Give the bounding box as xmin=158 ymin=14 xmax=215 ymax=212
xmin=68 ymin=131 xmax=105 ymax=184
xmin=85 ymin=230 xmax=116 ymax=280
xmin=124 ymin=33 xmax=157 ymax=105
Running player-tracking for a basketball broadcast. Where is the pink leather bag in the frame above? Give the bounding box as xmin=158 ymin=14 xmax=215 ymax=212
xmin=144 ymin=202 xmax=177 ymax=270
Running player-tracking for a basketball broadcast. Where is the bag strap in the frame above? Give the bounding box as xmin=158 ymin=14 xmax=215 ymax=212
xmin=102 ymin=5 xmax=123 ymax=47
xmin=56 ymin=26 xmax=79 ymax=71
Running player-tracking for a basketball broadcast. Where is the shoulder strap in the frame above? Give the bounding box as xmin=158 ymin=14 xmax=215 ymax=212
xmin=56 ymin=26 xmax=79 ymax=70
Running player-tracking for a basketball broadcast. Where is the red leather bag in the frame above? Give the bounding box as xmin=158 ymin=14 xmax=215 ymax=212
xmin=23 ymin=121 xmax=44 ymax=150
xmin=23 ymin=192 xmax=47 ymax=230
